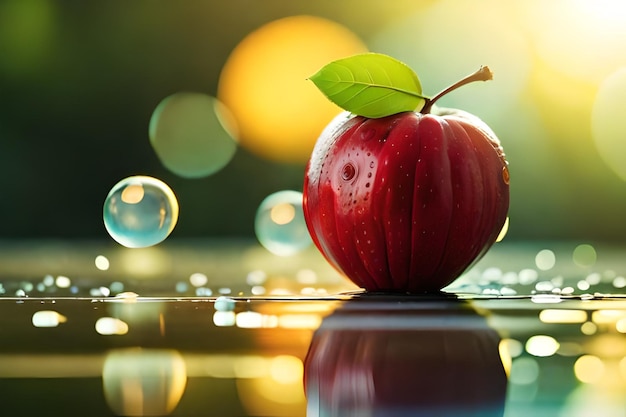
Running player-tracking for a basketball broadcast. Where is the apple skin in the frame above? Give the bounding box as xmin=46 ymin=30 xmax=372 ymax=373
xmin=304 ymin=299 xmax=508 ymax=416
xmin=303 ymin=108 xmax=509 ymax=293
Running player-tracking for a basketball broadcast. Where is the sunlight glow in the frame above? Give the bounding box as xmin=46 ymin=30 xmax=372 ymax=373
xmin=518 ymin=0 xmax=626 ymax=82
xmin=218 ymin=15 xmax=367 ymax=163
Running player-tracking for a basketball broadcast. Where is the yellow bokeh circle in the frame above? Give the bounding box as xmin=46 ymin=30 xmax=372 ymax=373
xmin=217 ymin=15 xmax=367 ymax=164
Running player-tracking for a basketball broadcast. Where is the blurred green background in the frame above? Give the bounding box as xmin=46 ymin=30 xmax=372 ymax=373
xmin=2 ymin=0 xmax=626 ymax=243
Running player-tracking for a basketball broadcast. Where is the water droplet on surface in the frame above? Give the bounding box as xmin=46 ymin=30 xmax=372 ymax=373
xmin=535 ymin=280 xmax=554 ymax=292
xmin=255 ymin=190 xmax=312 ymax=256
xmin=103 ymin=176 xmax=179 ymax=248
xmin=214 ymin=296 xmax=236 ymax=312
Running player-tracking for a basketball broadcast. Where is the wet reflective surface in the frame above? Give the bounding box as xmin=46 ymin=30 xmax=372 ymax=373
xmin=1 ymin=240 xmax=626 ymax=416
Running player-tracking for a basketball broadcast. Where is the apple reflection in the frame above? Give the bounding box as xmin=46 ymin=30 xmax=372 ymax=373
xmin=304 ymin=298 xmax=508 ymax=417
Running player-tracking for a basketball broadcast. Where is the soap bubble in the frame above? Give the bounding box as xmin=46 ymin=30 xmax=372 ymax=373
xmin=149 ymin=92 xmax=238 ymax=178
xmin=103 ymin=176 xmax=179 ymax=248
xmin=254 ymin=190 xmax=312 ymax=256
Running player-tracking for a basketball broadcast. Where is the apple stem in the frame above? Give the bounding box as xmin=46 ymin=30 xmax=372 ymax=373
xmin=420 ymin=66 xmax=493 ymax=114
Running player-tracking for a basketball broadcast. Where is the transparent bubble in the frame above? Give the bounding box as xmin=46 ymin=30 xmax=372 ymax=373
xmin=103 ymin=176 xmax=179 ymax=248
xmin=254 ymin=190 xmax=312 ymax=256
xmin=149 ymin=92 xmax=238 ymax=178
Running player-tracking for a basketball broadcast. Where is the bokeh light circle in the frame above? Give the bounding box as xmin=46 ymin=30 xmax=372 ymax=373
xmin=254 ymin=190 xmax=311 ymax=256
xmin=217 ymin=15 xmax=367 ymax=164
xmin=573 ymin=244 xmax=597 ymax=268
xmin=535 ymin=249 xmax=556 ymax=271
xmin=149 ymin=92 xmax=238 ymax=178
xmin=103 ymin=176 xmax=179 ymax=248
xmin=525 ymin=335 xmax=559 ymax=357
xmin=592 ymin=67 xmax=626 ymax=181
xmin=515 ymin=0 xmax=626 ymax=83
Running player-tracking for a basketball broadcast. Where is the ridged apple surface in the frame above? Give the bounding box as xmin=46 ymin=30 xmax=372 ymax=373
xmin=303 ymin=108 xmax=509 ymax=293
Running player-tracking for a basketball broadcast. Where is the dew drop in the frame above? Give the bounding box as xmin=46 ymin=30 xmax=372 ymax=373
xmin=360 ymin=128 xmax=376 ymax=141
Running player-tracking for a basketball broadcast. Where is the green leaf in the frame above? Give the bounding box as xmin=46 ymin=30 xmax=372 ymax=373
xmin=309 ymin=53 xmax=427 ymax=118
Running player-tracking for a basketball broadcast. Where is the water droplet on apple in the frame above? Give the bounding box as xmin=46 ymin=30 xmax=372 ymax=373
xmin=341 ymin=163 xmax=357 ymax=181
xmin=502 ymin=165 xmax=510 ymax=184
xmin=360 ymin=128 xmax=376 ymax=141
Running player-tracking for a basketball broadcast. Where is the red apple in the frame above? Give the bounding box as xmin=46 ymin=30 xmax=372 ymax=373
xmin=303 ymin=67 xmax=509 ymax=293
xmin=304 ymin=299 xmax=508 ymax=416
